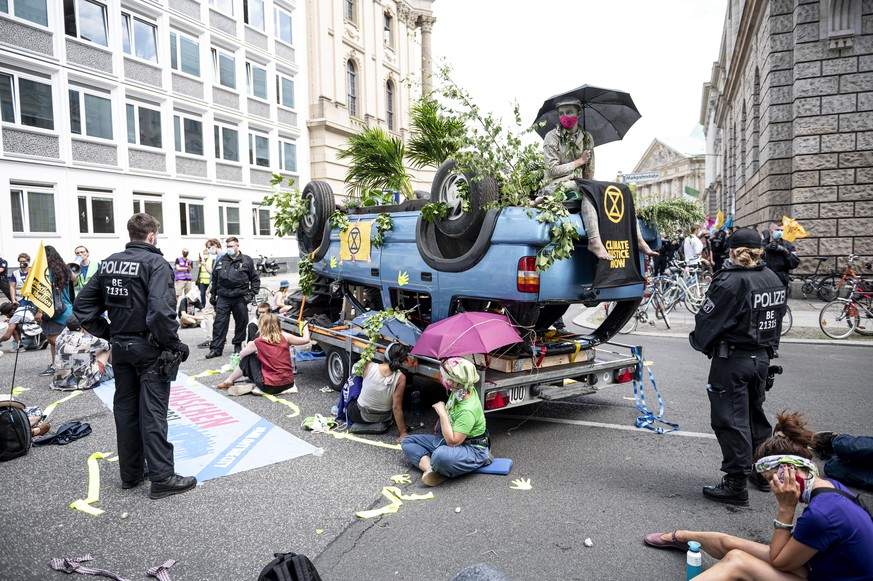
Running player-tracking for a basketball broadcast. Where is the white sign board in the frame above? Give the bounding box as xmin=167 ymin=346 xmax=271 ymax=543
xmin=619 ymin=172 xmax=659 ymax=183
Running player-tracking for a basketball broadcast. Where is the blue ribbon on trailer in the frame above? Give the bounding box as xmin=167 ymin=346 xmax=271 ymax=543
xmin=630 ymin=345 xmax=679 ymax=434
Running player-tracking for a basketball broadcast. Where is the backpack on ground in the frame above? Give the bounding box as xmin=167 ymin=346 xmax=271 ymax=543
xmin=257 ymin=552 xmax=322 ymax=581
xmin=0 ymin=399 xmax=32 ymax=461
xmin=810 ymin=487 xmax=873 ymax=521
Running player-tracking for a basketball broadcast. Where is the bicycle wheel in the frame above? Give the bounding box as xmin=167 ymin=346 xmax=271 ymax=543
xmin=800 ymin=281 xmax=813 ymax=298
xmin=817 ymin=277 xmax=837 ymax=301
xmin=853 ymin=300 xmax=873 ymax=336
xmin=780 ymin=305 xmax=792 ymax=336
xmin=654 ymin=295 xmax=671 ymax=329
xmin=819 ymin=299 xmax=859 ymax=339
xmin=618 ymin=310 xmax=639 ymax=334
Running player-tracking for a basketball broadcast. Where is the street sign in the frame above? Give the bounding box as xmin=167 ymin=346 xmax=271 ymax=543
xmin=619 ymin=172 xmax=659 ymax=183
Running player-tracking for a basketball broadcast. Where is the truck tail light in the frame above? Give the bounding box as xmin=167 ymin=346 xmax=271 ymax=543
xmin=517 ymin=257 xmax=539 ymax=293
xmin=485 ymin=390 xmax=509 ymax=410
xmin=614 ymin=366 xmax=636 ymax=383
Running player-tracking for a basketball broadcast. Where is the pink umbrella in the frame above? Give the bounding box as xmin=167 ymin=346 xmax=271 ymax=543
xmin=410 ymin=311 xmax=523 ymax=359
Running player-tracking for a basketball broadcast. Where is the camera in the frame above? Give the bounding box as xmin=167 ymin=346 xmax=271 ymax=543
xmin=765 ymin=364 xmax=783 ymax=391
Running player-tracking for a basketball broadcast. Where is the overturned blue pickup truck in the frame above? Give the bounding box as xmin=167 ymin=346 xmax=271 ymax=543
xmin=283 ymin=165 xmax=658 ymax=412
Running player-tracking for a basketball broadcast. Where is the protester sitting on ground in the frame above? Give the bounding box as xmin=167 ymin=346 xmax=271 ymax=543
xmin=644 ymin=411 xmax=873 ymax=580
xmin=177 ymin=288 xmax=204 ymax=329
xmin=346 ymin=342 xmax=411 ymax=440
xmin=247 ymin=302 xmax=272 ymax=342
xmin=401 ymin=357 xmax=491 ymax=486
xmin=273 ymin=281 xmax=292 ymax=314
xmin=0 ymin=301 xmax=44 ymax=351
xmin=217 ymin=313 xmax=310 ymax=396
xmin=53 ymin=315 xmax=112 ymax=391
xmin=812 ymin=431 xmax=873 ymax=492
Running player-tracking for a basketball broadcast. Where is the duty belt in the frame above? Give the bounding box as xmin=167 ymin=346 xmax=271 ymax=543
xmin=113 ymin=331 xmax=149 ymax=338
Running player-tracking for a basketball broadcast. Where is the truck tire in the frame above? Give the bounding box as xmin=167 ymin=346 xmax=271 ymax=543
xmin=297 ymin=181 xmax=334 ymax=256
xmin=431 ymin=160 xmax=498 ymax=239
xmin=325 ymin=348 xmax=352 ymax=391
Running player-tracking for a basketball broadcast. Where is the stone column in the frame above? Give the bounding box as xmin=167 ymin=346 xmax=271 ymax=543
xmin=419 ymin=15 xmax=436 ymax=94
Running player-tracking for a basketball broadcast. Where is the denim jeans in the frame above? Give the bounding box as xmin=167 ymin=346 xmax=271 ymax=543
xmin=401 ymin=430 xmax=490 ymax=478
xmin=824 ymin=434 xmax=873 ymax=490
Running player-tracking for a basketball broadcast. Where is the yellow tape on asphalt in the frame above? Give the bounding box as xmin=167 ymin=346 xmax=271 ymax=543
xmin=70 ymin=452 xmax=116 ymax=516
xmin=326 ymin=431 xmax=402 ymax=450
xmin=44 ymin=390 xmax=85 ymax=417
xmin=12 ymin=386 xmax=30 ymax=396
xmin=355 ymin=486 xmax=434 ymax=518
xmin=190 ymin=369 xmax=222 ymax=379
xmin=260 ymin=393 xmax=300 ymax=417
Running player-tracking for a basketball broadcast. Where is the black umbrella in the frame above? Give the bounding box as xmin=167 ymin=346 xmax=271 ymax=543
xmin=533 ymin=85 xmax=642 ymax=145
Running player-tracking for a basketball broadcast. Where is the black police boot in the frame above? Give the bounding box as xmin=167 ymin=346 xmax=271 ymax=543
xmin=205 ymin=350 xmax=222 ymax=359
xmin=149 ymin=474 xmax=197 ymax=499
xmin=703 ymin=473 xmax=748 ymax=505
xmin=197 ymin=340 xmax=211 ymax=348
xmin=233 ymin=344 xmax=242 ymax=354
xmin=748 ymin=472 xmax=771 ymax=492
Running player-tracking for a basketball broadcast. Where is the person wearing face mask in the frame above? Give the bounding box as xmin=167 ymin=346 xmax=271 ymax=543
xmin=762 ymin=222 xmax=800 ymax=289
xmin=197 ymin=246 xmax=214 ymax=306
xmin=9 ymin=252 xmax=32 ymax=304
xmin=541 ymin=97 xmax=658 ymax=261
xmin=73 ymin=246 xmax=100 ymax=291
xmin=173 ymin=248 xmax=194 ymax=304
xmin=690 ymin=228 xmax=787 ymax=505
xmin=0 ymin=256 xmax=12 ymax=303
xmin=644 ymin=411 xmax=873 ymax=581
xmin=206 ymin=236 xmax=260 ymax=359
xmin=400 ymin=357 xmax=490 ymax=486
xmin=74 ymin=213 xmax=194 ymax=499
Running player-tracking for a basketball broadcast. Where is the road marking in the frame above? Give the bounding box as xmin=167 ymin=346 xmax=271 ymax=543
xmin=498 ymin=414 xmax=717 ymax=439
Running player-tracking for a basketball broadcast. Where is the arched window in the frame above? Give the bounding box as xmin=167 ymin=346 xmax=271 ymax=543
xmin=386 ymin=80 xmax=395 ymax=130
xmin=346 ymin=60 xmax=357 ymax=117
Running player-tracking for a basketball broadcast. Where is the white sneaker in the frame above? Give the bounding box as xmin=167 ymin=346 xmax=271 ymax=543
xmin=276 ymin=384 xmax=297 ymax=395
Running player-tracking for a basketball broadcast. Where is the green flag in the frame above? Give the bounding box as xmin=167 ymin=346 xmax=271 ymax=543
xmin=684 ymin=186 xmax=700 ymax=198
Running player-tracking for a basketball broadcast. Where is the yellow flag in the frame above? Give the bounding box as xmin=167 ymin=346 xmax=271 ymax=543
xmin=781 ymin=215 xmax=809 ymax=243
xmin=20 ymin=241 xmax=55 ymax=317
xmin=339 ymin=221 xmax=372 ymax=262
xmin=714 ymin=210 xmax=724 ymax=230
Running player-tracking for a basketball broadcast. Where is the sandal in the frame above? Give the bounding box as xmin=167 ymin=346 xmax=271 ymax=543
xmin=217 ymin=381 xmax=233 ymax=389
xmin=643 ymin=531 xmax=688 ymax=552
xmin=31 ymin=423 xmax=51 ymax=437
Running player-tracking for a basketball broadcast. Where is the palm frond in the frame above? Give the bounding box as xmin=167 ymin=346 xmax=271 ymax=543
xmin=407 ymin=97 xmax=464 ymax=169
xmin=337 ymin=126 xmax=414 ymax=199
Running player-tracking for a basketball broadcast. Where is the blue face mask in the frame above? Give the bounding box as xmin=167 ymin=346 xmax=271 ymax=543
xmin=772 ymin=231 xmax=783 ymax=240
xmin=209 ymin=248 xmax=217 ymax=255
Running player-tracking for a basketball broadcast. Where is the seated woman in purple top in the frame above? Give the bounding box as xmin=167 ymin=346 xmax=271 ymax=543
xmin=643 ymin=411 xmax=873 ymax=581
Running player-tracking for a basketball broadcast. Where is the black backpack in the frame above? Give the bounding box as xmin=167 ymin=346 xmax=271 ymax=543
xmin=258 ymin=553 xmax=322 ymax=581
xmin=810 ymin=487 xmax=873 ymax=521
xmin=0 ymin=399 xmax=32 ymax=461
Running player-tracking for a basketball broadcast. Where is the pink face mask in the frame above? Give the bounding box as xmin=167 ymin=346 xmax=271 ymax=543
xmin=559 ymin=115 xmax=578 ymax=129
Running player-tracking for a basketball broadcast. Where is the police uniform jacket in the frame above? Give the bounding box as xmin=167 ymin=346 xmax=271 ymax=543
xmin=210 ymin=252 xmax=259 ymax=299
xmin=761 ymin=234 xmax=800 ymax=286
xmin=689 ymin=263 xmax=786 ymax=355
xmin=73 ymin=241 xmax=182 ymax=349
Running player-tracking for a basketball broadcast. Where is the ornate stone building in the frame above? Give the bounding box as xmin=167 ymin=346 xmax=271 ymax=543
xmin=305 ymin=0 xmax=436 ymax=199
xmin=700 ymin=0 xmax=873 ymax=271
xmin=625 ymin=130 xmax=707 ymax=209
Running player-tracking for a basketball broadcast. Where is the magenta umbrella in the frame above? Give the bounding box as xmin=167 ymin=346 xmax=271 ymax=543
xmin=410 ymin=311 xmax=523 ymax=359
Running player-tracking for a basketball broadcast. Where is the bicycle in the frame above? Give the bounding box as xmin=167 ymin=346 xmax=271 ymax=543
xmin=660 ymin=263 xmax=708 ymax=314
xmin=831 ymin=254 xmax=873 ymax=300
xmin=618 ymin=277 xmax=671 ymax=334
xmin=793 ymin=256 xmax=838 ymax=301
xmin=818 ymin=279 xmax=873 ymax=339
xmin=781 ymin=304 xmax=792 ymax=336
xmin=250 ymin=286 xmax=274 ymax=313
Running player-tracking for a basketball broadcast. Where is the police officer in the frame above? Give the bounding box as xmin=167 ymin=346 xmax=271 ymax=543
xmin=74 ymin=213 xmax=196 ymax=499
xmin=762 ymin=221 xmax=800 ymax=288
xmin=689 ymin=228 xmax=786 ymax=505
xmin=205 ymin=236 xmax=259 ymax=359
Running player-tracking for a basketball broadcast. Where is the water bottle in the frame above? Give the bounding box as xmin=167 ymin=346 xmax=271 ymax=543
xmin=686 ymin=540 xmax=702 ymax=579
xmin=230 ymin=353 xmax=240 ymax=370
xmin=411 ymin=391 xmax=421 ymax=416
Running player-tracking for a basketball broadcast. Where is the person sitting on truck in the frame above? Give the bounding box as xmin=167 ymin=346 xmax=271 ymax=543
xmin=273 ymin=281 xmax=292 ymax=314
xmin=346 ymin=342 xmax=411 ymax=440
xmin=401 ymin=357 xmax=490 ymax=486
xmin=217 ymin=313 xmax=310 ymax=396
xmin=540 ymin=97 xmax=658 ymax=261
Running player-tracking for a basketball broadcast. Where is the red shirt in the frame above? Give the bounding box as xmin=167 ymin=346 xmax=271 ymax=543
xmin=254 ymin=338 xmax=295 ymax=387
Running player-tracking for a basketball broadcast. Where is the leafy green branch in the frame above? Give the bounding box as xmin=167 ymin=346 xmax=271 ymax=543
xmin=352 ymin=308 xmax=414 ymax=376
xmin=263 ymin=174 xmax=308 ymax=238
xmin=635 ymin=197 xmax=705 ymax=235
xmin=528 ymin=193 xmax=580 ymax=271
xmin=420 ymin=202 xmax=450 ymax=223
xmin=298 ymin=255 xmax=314 ymax=296
xmin=372 ymin=213 xmax=393 ymax=248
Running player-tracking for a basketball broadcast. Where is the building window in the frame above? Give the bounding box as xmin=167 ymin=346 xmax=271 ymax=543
xmin=173 ymin=114 xmax=203 ymax=155
xmin=69 ymin=90 xmax=112 ymax=139
xmin=218 ymin=203 xmax=241 ymax=236
xmin=132 ymin=194 xmax=163 ymax=232
xmin=343 ymin=0 xmax=355 ymax=23
xmin=346 ymin=60 xmax=357 ymax=118
xmin=77 ymin=190 xmax=115 ymax=234
xmin=246 ymin=62 xmax=267 ymax=100
xmin=386 ymin=80 xmax=394 ymax=131
xmin=253 ymin=207 xmax=271 ymax=236
xmin=0 ymin=72 xmax=54 ymax=130
xmin=121 ymin=13 xmax=158 ymax=63
xmin=10 ymin=186 xmax=55 ymax=233
xmin=208 ymin=0 xmax=232 ymax=16
xmin=179 ymin=200 xmax=205 ymax=236
xmin=126 ymin=102 xmax=162 ymax=148
xmin=383 ymin=13 xmax=393 ymax=47
xmin=248 ymin=133 xmax=270 ymax=167
xmin=0 ymin=0 xmax=48 ymax=26
xmin=214 ymin=124 xmax=239 ymax=162
xmin=211 ymin=48 xmax=236 ymax=89
xmin=278 ymin=139 xmax=296 ymax=172
xmin=170 ymin=31 xmax=200 ymax=77
xmin=243 ymin=0 xmax=264 ymax=31
xmin=64 ymin=0 xmax=109 ymax=46
xmin=276 ymin=74 xmax=295 ymax=109
xmin=274 ymin=8 xmax=292 ymax=45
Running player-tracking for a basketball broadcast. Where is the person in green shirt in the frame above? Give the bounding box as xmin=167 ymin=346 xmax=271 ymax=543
xmin=401 ymin=357 xmax=490 ymax=486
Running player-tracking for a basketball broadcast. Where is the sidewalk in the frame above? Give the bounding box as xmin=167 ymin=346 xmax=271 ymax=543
xmin=573 ymin=297 xmax=873 ymax=346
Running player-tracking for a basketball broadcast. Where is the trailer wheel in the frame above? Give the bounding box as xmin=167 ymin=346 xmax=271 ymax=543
xmin=325 ymin=348 xmax=352 ymax=391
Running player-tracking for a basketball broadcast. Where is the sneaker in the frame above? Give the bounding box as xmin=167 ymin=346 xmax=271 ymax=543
xmin=422 ymin=470 xmax=448 ymax=487
xmin=39 ymin=366 xmax=55 ymax=376
xmin=276 ymin=384 xmax=297 ymax=395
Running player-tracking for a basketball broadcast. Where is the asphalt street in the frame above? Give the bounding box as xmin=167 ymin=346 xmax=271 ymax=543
xmin=1 ymin=293 xmax=871 ymax=580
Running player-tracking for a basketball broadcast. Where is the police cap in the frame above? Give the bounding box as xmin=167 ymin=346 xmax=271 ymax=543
xmin=728 ymin=228 xmax=761 ymax=249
